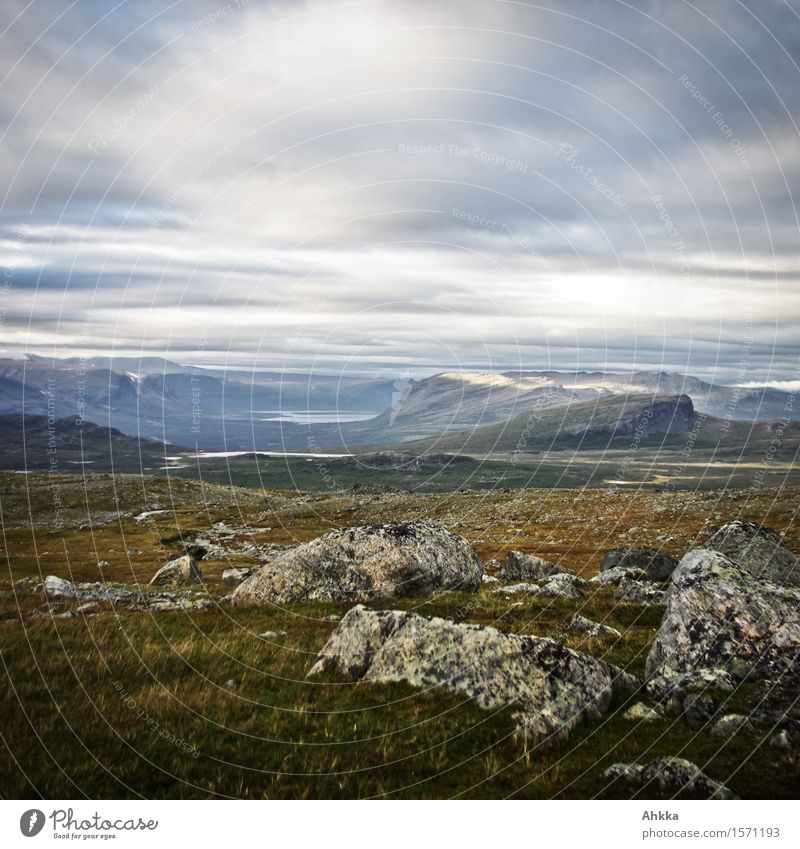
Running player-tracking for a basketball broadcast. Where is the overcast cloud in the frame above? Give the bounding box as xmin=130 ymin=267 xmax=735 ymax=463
xmin=1 ymin=0 xmax=799 ymax=381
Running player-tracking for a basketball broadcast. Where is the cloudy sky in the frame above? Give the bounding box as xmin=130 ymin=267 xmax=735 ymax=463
xmin=1 ymin=0 xmax=799 ymax=382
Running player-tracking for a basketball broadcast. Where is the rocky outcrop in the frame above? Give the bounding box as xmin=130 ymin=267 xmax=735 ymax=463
xmin=42 ymin=575 xmax=213 ymax=611
xmin=704 ymin=521 xmax=799 ymax=586
xmin=150 ymin=554 xmax=202 ymax=586
xmin=601 ymin=547 xmax=678 ymax=582
xmin=645 ymin=549 xmax=800 ymax=684
xmin=604 ymin=756 xmax=737 ymax=799
xmin=501 ymin=551 xmax=569 ymax=582
xmin=309 ymin=605 xmax=638 ymax=744
xmin=233 ymin=521 xmax=483 ymax=605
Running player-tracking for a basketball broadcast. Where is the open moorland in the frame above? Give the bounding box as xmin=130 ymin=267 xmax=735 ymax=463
xmin=1 ymin=472 xmax=798 ymax=799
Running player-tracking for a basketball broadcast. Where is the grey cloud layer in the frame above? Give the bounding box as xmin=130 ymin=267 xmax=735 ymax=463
xmin=1 ymin=0 xmax=798 ymax=380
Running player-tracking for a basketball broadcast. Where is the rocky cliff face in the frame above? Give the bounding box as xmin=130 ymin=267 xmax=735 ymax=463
xmin=573 ymin=395 xmax=695 ymax=440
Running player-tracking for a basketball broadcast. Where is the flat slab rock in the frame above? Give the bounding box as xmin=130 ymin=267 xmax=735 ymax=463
xmin=233 ymin=521 xmax=483 ymax=604
xmin=604 ymin=756 xmax=737 ymax=800
xmin=42 ymin=575 xmax=214 ymax=611
xmin=645 ymin=548 xmax=800 ymax=684
xmin=309 ymin=605 xmax=639 ymax=744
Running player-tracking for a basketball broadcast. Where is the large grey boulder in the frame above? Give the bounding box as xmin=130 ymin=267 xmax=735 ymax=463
xmin=704 ymin=521 xmax=799 ymax=586
xmin=150 ymin=554 xmax=202 ymax=586
xmin=233 ymin=521 xmax=483 ymax=605
xmin=604 ymin=756 xmax=737 ymax=799
xmin=601 ymin=547 xmax=678 ymax=582
xmin=645 ymin=549 xmax=800 ymax=683
xmin=501 ymin=551 xmax=570 ymax=581
xmin=309 ymin=605 xmax=638 ymax=744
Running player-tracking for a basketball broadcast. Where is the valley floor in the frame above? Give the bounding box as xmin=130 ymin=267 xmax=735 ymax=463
xmin=1 ymin=473 xmax=798 ymax=798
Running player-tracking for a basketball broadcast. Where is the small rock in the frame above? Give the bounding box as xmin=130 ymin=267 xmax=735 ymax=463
xmin=481 ymin=574 xmax=500 ymax=585
xmin=622 ymin=702 xmax=661 ymax=722
xmin=501 ymin=550 xmax=571 ymax=582
xmin=770 ymin=730 xmax=792 ymax=751
xmin=258 ymin=630 xmax=287 ymax=639
xmin=614 ymin=578 xmax=666 ymax=605
xmin=222 ymin=567 xmax=255 ymax=586
xmin=604 ymin=756 xmax=737 ymax=799
xmin=43 ymin=575 xmax=76 ymax=599
xmin=711 ymin=714 xmax=751 ymax=738
xmin=224 ymin=679 xmax=239 ymax=689
xmin=683 ymin=693 xmax=715 ymax=729
xmin=568 ymin=615 xmax=621 ymax=639
xmin=591 ymin=566 xmax=648 ymax=586
xmin=495 ymin=582 xmax=540 ymax=595
xmin=646 ymin=669 xmax=736 ymax=703
xmin=97 ymin=561 xmax=110 ymax=569
xmin=149 ymin=555 xmax=202 ymax=586
xmin=538 ymin=573 xmax=585 ymax=599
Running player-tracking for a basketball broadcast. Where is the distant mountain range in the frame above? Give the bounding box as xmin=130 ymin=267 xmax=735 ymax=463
xmin=0 ymin=413 xmax=180 ymax=472
xmin=0 ymin=356 xmax=795 ymax=455
xmin=400 ymin=393 xmax=798 ymax=456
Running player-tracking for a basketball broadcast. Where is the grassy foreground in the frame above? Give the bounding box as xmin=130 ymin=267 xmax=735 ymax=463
xmin=1 ymin=473 xmax=798 ymax=799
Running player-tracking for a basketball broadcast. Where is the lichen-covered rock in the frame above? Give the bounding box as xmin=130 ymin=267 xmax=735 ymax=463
xmin=646 ymin=668 xmax=736 ymax=704
xmin=622 ymin=702 xmax=661 ymax=722
xmin=537 ymin=572 xmax=585 ymax=599
xmin=150 ymin=554 xmax=202 ymax=586
xmin=614 ymin=578 xmax=667 ymax=605
xmin=222 ymin=567 xmax=255 ymax=585
xmin=501 ymin=550 xmax=570 ymax=582
xmin=604 ymin=756 xmax=737 ymax=799
xmin=568 ymin=615 xmax=621 ymax=639
xmin=591 ymin=565 xmax=649 ymax=585
xmin=704 ymin=521 xmax=799 ymax=586
xmin=711 ymin=714 xmax=751 ymax=738
xmin=683 ymin=693 xmax=716 ymax=729
xmin=771 ymin=730 xmax=792 ymax=751
xmin=601 ymin=547 xmax=679 ymax=582
xmin=41 ymin=575 xmax=213 ymax=611
xmin=43 ymin=575 xmax=76 ymax=598
xmin=495 ymin=582 xmax=541 ymax=595
xmin=645 ymin=549 xmax=800 ymax=683
xmin=233 ymin=521 xmax=483 ymax=605
xmin=309 ymin=605 xmax=639 ymax=744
